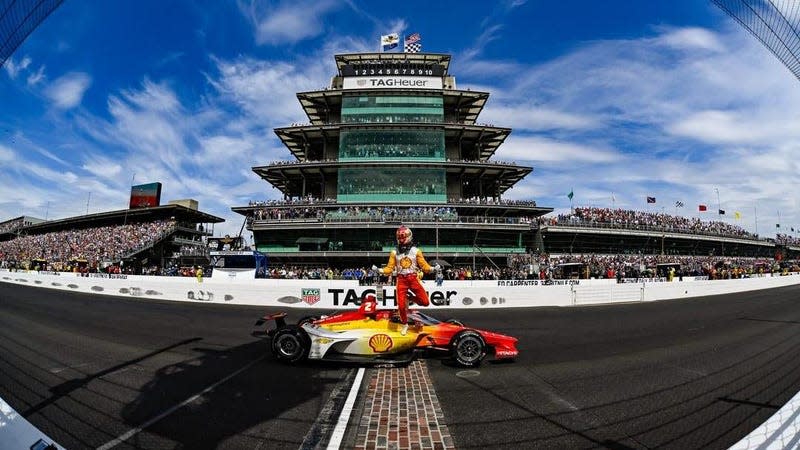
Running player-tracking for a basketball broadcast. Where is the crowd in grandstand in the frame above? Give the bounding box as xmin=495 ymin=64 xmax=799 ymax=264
xmin=0 ymin=218 xmax=24 ymax=235
xmin=263 ymin=158 xmax=521 ymax=166
xmin=0 ymin=220 xmax=175 ymax=267
xmin=205 ymin=252 xmax=792 ymax=282
xmin=549 ymin=207 xmax=759 ymax=240
xmin=247 ymin=205 xmax=540 ymax=225
xmin=507 ymin=253 xmax=785 ymax=280
xmin=776 ymin=233 xmax=800 ymax=246
xmin=246 ymin=196 xmax=537 ymax=209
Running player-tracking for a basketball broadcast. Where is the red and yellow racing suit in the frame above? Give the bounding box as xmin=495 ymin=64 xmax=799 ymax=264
xmin=377 ymin=245 xmax=433 ymax=324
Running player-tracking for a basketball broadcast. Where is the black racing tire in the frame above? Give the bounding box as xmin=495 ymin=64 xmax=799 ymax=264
xmin=271 ymin=325 xmax=310 ymax=363
xmin=297 ymin=315 xmax=320 ymax=326
xmin=450 ymin=330 xmax=486 ymax=367
xmin=446 ymin=319 xmax=464 ymax=326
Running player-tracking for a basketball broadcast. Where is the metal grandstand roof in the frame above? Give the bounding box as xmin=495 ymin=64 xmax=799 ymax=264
xmin=274 ymin=123 xmax=510 ymax=161
xmin=296 ymin=89 xmax=489 ymax=126
xmin=712 ymin=0 xmax=800 ymax=82
xmin=251 ymin=161 xmax=531 ymax=198
xmin=22 ymin=204 xmax=224 ymax=234
xmin=335 ymin=53 xmax=451 ymax=74
xmin=0 ymin=0 xmax=64 ymax=69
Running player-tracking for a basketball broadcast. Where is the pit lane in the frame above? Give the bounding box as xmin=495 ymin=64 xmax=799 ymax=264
xmin=1 ymin=282 xmax=800 ymax=449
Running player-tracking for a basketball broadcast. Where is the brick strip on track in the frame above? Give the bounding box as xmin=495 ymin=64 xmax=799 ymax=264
xmin=353 ymin=360 xmax=455 ymax=450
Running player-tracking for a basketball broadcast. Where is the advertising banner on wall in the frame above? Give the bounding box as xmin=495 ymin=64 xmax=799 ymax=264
xmin=343 ymin=76 xmax=443 ymax=90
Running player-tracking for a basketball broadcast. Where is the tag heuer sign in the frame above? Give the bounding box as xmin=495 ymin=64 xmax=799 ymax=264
xmin=343 ymin=76 xmax=443 ymax=90
xmin=302 ymin=288 xmax=321 ymax=305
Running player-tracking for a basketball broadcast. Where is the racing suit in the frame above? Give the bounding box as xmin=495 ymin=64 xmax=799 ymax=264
xmin=377 ymin=245 xmax=433 ymax=324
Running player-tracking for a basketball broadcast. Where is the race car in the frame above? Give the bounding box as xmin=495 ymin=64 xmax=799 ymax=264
xmin=253 ymin=295 xmax=518 ymax=367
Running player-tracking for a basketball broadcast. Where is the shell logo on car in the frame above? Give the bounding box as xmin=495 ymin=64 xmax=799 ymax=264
xmin=368 ymin=334 xmax=394 ymax=352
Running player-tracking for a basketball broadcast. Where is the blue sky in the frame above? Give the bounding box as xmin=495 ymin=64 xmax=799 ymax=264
xmin=1 ymin=0 xmax=799 ymax=239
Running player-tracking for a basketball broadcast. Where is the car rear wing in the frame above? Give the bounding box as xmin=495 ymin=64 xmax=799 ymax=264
xmin=254 ymin=312 xmax=287 ymax=328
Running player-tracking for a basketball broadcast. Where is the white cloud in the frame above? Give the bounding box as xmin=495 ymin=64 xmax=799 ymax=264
xmin=27 ymin=65 xmax=46 ymax=86
xmin=3 ymin=56 xmax=31 ymax=79
xmin=0 ymin=144 xmax=14 ymax=162
xmin=45 ymin=72 xmax=92 ymax=109
xmin=497 ymin=135 xmax=622 ymax=163
xmin=210 ymin=57 xmax=324 ymax=125
xmin=240 ymin=0 xmax=340 ymax=45
xmin=82 ymin=159 xmax=122 ymax=179
xmin=655 ymin=27 xmax=724 ymax=52
xmin=481 ymin=104 xmax=600 ymax=131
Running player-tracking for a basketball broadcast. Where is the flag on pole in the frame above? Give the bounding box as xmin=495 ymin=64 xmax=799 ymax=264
xmin=776 ymin=223 xmax=781 ymax=228
xmin=719 ymin=209 xmax=725 ymax=215
xmin=567 ymin=189 xmax=574 ymax=201
xmin=647 ymin=196 xmax=656 ymax=204
xmin=699 ymin=204 xmax=707 ymax=212
xmin=404 ymin=33 xmax=421 ymax=53
xmin=381 ymin=33 xmax=399 ymax=52
xmin=734 ymin=211 xmax=741 ymax=219
xmin=675 ymin=201 xmax=684 ymax=207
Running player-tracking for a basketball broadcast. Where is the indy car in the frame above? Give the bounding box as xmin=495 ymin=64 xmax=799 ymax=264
xmin=253 ymin=295 xmax=518 ymax=367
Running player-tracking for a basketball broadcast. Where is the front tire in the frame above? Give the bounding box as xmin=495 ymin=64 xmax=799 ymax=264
xmin=450 ymin=330 xmax=486 ymax=367
xmin=271 ymin=326 xmax=309 ymax=363
xmin=297 ymin=315 xmax=320 ymax=326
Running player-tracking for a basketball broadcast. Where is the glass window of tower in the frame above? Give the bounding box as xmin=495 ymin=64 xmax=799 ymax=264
xmin=337 ymin=167 xmax=446 ymax=203
xmin=339 ymin=129 xmax=445 ymax=161
xmin=341 ymin=95 xmax=443 ymax=124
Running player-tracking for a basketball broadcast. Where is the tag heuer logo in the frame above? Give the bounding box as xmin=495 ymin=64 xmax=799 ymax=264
xmin=301 ymin=288 xmax=321 ymax=305
xmin=356 ymin=79 xmax=367 ymax=86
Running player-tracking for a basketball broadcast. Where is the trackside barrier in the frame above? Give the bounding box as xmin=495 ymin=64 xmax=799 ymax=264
xmin=729 ymin=388 xmax=800 ymax=449
xmin=0 ymin=396 xmax=64 ymax=449
xmin=1 ymin=269 xmax=799 ymax=309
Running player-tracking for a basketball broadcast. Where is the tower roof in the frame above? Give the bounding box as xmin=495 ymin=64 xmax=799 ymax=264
xmin=335 ymin=53 xmax=451 ymax=75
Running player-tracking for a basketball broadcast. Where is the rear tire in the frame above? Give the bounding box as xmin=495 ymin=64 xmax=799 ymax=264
xmin=450 ymin=330 xmax=486 ymax=367
xmin=271 ymin=326 xmax=309 ymax=363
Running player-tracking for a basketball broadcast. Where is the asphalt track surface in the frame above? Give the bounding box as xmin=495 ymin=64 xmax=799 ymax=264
xmin=2 ymin=282 xmax=800 ymax=449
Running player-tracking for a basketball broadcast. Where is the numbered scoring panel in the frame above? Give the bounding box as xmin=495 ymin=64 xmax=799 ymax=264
xmin=342 ymin=63 xmax=444 ymax=77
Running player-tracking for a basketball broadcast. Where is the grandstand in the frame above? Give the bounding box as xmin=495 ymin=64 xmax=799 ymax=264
xmin=0 ymin=204 xmax=223 ymax=273
xmin=0 ymin=215 xmax=46 ymax=240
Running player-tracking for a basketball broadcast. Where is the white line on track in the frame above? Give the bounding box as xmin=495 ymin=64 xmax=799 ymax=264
xmin=49 ymin=362 xmax=91 ymax=374
xmin=96 ymin=355 xmax=267 ymax=450
xmin=326 ymin=367 xmax=365 ymax=450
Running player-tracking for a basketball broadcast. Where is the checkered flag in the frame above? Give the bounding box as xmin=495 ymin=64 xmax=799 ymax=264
xmin=405 ymin=42 xmax=421 ymax=53
xmin=405 ymin=32 xmax=421 ymax=53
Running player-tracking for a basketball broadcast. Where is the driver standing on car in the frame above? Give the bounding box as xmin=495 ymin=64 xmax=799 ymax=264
xmin=373 ymin=225 xmax=439 ymax=335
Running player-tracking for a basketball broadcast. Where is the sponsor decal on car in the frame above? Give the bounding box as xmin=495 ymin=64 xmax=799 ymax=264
xmin=495 ymin=349 xmax=518 ymax=358
xmin=302 ymin=288 xmax=321 ymax=305
xmin=368 ymin=334 xmax=394 ymax=353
